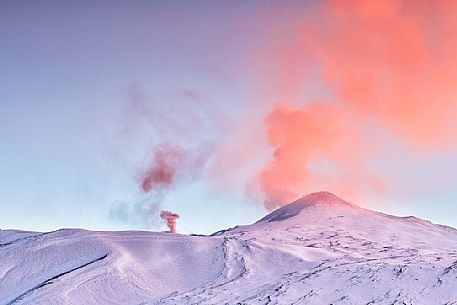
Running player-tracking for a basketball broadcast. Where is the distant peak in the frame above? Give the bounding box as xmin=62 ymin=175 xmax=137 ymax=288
xmin=257 ymin=191 xmax=356 ymax=223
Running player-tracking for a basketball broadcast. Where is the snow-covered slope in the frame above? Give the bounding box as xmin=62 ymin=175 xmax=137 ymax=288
xmin=2 ymin=192 xmax=457 ymax=305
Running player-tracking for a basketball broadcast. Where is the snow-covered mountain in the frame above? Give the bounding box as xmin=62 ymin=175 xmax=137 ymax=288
xmin=1 ymin=191 xmax=457 ymax=305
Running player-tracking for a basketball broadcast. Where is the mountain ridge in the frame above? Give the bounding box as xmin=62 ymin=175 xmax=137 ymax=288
xmin=1 ymin=192 xmax=457 ymax=305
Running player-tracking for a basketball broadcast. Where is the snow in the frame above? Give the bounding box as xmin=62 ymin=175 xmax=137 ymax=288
xmin=1 ymin=191 xmax=457 ymax=304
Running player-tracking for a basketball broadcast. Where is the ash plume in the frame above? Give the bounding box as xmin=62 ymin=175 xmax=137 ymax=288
xmin=110 ymin=1 xmax=457 ymax=219
xmin=110 ymin=141 xmax=210 ymax=229
xmin=160 ymin=210 xmax=180 ymax=233
xmin=246 ymin=0 xmax=457 ymax=209
xmin=109 ymin=84 xmax=223 ymax=229
xmin=140 ymin=142 xmax=185 ymax=194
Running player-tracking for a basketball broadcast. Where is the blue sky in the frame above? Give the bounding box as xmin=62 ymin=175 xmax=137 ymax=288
xmin=1 ymin=1 xmax=457 ymax=234
xmin=0 ymin=1 xmax=268 ymax=233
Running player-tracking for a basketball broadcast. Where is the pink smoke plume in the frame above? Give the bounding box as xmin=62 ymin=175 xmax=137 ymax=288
xmin=113 ymin=1 xmax=457 ymax=219
xmin=140 ymin=142 xmax=185 ymax=194
xmin=245 ymin=0 xmax=457 ymax=209
xmin=110 ymin=140 xmax=210 ymax=229
xmin=160 ymin=210 xmax=180 ymax=233
xmin=135 ymin=141 xmax=208 ymax=227
xmin=110 ymin=84 xmax=220 ymax=229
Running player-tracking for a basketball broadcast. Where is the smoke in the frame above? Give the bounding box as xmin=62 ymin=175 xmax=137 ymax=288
xmin=160 ymin=210 xmax=180 ymax=233
xmin=250 ymin=0 xmax=457 ymax=209
xmin=309 ymin=0 xmax=457 ymax=148
xmin=110 ymin=141 xmax=211 ymax=229
xmin=109 ymin=84 xmax=221 ymax=229
xmin=254 ymin=102 xmax=384 ymax=210
xmin=140 ymin=142 xmax=186 ymax=193
xmin=111 ymin=1 xmax=457 ymax=219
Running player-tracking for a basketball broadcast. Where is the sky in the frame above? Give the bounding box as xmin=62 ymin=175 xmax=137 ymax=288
xmin=1 ymin=0 xmax=457 ymax=234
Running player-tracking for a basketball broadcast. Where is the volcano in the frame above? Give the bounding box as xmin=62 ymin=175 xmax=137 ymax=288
xmin=1 ymin=192 xmax=457 ymax=304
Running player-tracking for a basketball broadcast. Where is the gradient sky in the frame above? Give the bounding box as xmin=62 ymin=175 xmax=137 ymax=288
xmin=1 ymin=1 xmax=457 ymax=234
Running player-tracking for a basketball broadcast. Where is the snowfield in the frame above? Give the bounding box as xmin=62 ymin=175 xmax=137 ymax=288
xmin=1 ymin=192 xmax=457 ymax=305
